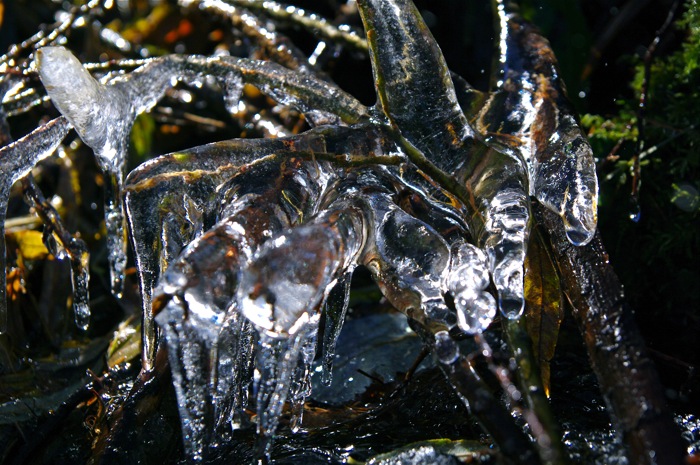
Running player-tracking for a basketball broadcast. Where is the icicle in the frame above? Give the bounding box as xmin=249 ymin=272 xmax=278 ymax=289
xmin=288 ymin=330 xmax=319 ymax=432
xmin=320 ymin=272 xmax=352 ymax=385
xmin=0 ymin=117 xmax=70 ymax=332
xmin=447 ymin=241 xmax=497 ymax=334
xmin=154 ymin=216 xmax=259 ymax=459
xmin=153 ymin=157 xmax=340 ymax=453
xmin=254 ymin=330 xmax=312 ymax=458
xmin=483 ymin=188 xmax=529 ymax=319
xmin=214 ymin=313 xmax=255 ymax=430
xmin=156 ymin=299 xmax=217 ymax=462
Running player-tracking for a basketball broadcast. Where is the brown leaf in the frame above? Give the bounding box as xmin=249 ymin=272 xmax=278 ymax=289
xmin=524 ymin=228 xmax=564 ymax=397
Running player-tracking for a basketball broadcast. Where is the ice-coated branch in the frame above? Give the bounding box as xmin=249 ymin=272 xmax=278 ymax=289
xmin=21 ymin=176 xmax=91 ymax=330
xmin=534 ymin=203 xmax=686 ymax=465
xmin=35 ymin=46 xmax=370 ymax=300
xmin=0 ymin=117 xmax=70 ymax=332
xmin=180 ymin=0 xmax=313 ymax=73
xmin=226 ymin=0 xmax=368 ymax=52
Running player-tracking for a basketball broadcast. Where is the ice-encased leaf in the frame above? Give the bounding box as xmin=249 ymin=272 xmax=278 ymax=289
xmin=481 ymin=0 xmax=598 ymax=245
xmin=355 ymin=0 xmax=532 ymax=321
xmin=357 ymin=0 xmax=477 ymax=174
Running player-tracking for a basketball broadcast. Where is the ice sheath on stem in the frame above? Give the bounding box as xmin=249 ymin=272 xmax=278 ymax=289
xmin=0 ymin=117 xmax=71 ymax=332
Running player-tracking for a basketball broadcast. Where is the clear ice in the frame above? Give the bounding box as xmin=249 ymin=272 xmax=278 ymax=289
xmin=0 ymin=0 xmax=606 ymax=461
xmin=447 ymin=241 xmax=497 ymax=334
xmin=0 ymin=117 xmax=71 ymax=332
xmin=35 ymin=46 xmax=368 ymax=366
xmin=38 ymin=46 xmax=146 ymax=298
xmin=320 ymin=272 xmax=352 ymax=385
xmin=359 ymin=0 xmax=530 ymax=319
xmin=484 ymin=0 xmax=599 ymax=246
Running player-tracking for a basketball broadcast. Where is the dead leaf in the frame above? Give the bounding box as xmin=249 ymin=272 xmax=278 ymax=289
xmin=523 ymin=227 xmax=564 ymax=397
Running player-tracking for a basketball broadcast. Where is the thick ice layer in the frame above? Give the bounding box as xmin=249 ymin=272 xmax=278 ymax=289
xmin=36 ymin=49 xmax=249 ymax=298
xmin=234 ymin=198 xmax=365 ymax=443
xmin=37 ymin=46 xmax=367 ymax=307
xmin=483 ymin=1 xmax=598 ymax=246
xmin=237 ymin=216 xmax=361 ymax=337
xmin=37 ymin=47 xmax=144 ymax=296
xmin=363 ymin=190 xmax=456 ymax=330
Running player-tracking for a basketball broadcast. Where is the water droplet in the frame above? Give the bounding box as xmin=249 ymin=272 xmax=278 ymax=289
xmin=629 ymin=198 xmax=641 ymax=223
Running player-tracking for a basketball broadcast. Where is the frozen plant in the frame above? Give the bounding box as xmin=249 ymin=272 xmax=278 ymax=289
xmin=0 ymin=0 xmax=685 ymax=464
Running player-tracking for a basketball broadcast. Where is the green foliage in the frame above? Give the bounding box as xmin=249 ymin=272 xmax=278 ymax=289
xmin=583 ymin=0 xmax=700 ymax=359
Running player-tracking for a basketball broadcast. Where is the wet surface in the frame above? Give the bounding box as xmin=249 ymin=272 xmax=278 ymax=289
xmin=0 ymin=1 xmax=695 ymax=464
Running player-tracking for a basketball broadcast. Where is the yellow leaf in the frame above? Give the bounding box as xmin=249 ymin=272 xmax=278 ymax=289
xmin=523 ymin=228 xmax=563 ymax=397
xmin=107 ymin=317 xmax=142 ymax=368
xmin=13 ymin=230 xmax=51 ymax=261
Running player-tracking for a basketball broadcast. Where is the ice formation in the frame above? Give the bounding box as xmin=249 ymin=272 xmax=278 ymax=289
xmin=0 ymin=118 xmax=71 ymax=331
xmin=0 ymin=0 xmax=601 ymax=461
